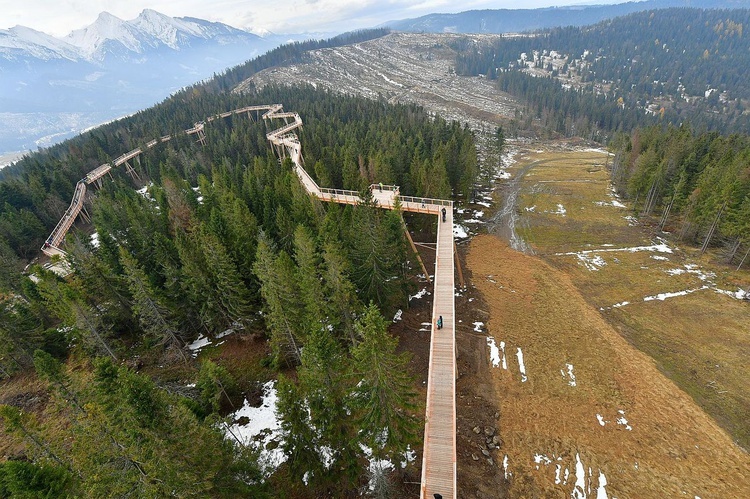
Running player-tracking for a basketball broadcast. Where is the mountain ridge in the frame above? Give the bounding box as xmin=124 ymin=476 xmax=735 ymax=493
xmin=2 ymin=9 xmax=264 ymax=64
xmin=383 ymin=0 xmax=750 ymax=33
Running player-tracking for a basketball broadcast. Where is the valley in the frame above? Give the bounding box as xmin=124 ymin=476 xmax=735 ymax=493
xmin=239 ymin=31 xmax=750 ymax=496
xmin=2 ymin=9 xmax=750 ymax=497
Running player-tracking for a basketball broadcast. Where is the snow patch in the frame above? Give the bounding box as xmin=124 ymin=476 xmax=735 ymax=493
xmin=89 ymin=232 xmax=100 ymax=248
xmin=473 ymin=321 xmax=484 ymax=332
xmin=596 ymin=471 xmax=609 ymax=499
xmin=187 ymin=334 xmax=212 ymax=356
xmin=516 ymin=347 xmax=528 ymax=382
xmin=643 ymin=286 xmax=708 ymax=302
xmin=453 ymin=224 xmax=469 ymax=239
xmin=572 ymin=453 xmax=586 ymax=499
xmin=409 ymin=288 xmax=428 ymax=301
xmin=392 ymin=309 xmax=402 ymax=322
xmin=225 ymin=381 xmax=284 ymax=475
xmin=561 ymin=363 xmax=576 ymax=386
xmin=487 ymin=337 xmax=501 ymax=367
xmin=576 ymin=253 xmax=606 ymax=271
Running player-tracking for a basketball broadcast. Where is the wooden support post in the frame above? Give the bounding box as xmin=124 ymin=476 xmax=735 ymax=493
xmin=80 ymin=205 xmax=91 ymax=223
xmin=402 ymin=218 xmax=431 ymax=284
xmin=124 ymin=160 xmax=141 ymax=181
xmin=454 ymin=240 xmax=466 ymax=290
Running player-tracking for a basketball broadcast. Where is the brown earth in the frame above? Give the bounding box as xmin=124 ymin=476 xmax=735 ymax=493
xmin=455 ymin=234 xmax=750 ymax=498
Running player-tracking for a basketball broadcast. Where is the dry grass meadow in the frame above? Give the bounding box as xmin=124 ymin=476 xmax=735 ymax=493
xmin=464 ymin=146 xmax=750 ymax=497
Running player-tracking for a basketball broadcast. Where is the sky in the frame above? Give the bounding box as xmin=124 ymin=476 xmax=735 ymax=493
xmin=1 ymin=0 xmax=623 ymax=37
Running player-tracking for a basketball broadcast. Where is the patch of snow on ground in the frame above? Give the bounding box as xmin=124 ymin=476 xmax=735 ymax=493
xmin=409 ymin=288 xmax=428 ymax=301
xmin=562 ymin=363 xmax=576 ymax=386
xmin=644 ymin=286 xmax=709 ymax=302
xmin=596 ymin=414 xmax=606 ymax=426
xmin=555 ymin=464 xmax=562 ymax=484
xmin=534 ymin=453 xmax=553 ymax=469
xmin=612 ymin=301 xmax=630 ymax=308
xmin=616 ymin=410 xmax=632 ymax=431
xmin=503 ymin=454 xmax=510 ymax=479
xmin=516 ymin=347 xmax=528 ymax=382
xmin=419 ymin=322 xmax=431 ymax=332
xmin=496 ymin=170 xmax=511 ymax=179
xmin=572 ymin=453 xmax=587 ymax=499
xmin=577 ymin=253 xmax=606 ymax=271
xmin=624 ymin=215 xmax=638 ymax=226
xmin=714 ymin=287 xmax=748 ymax=300
xmin=453 ymin=224 xmax=469 ymax=239
xmin=136 ymin=183 xmax=154 ymax=200
xmin=556 ymin=241 xmax=674 ymax=258
xmin=187 ymin=334 xmax=212 ymax=356
xmin=651 ymin=255 xmax=669 ymax=261
xmin=596 ymin=471 xmax=609 ymax=499
xmin=473 ymin=321 xmax=484 ymax=332
xmin=550 ymin=204 xmax=566 ymax=216
xmin=475 ymin=200 xmax=492 ymax=208
xmin=525 ymin=205 xmax=536 ymax=212
xmin=392 ymin=309 xmax=402 ymax=322
xmin=487 ymin=337 xmax=501 ymax=367
xmin=226 ymin=380 xmax=284 ymax=475
xmin=594 ymin=200 xmax=626 ymax=208
xmin=90 ymin=232 xmax=100 ymax=248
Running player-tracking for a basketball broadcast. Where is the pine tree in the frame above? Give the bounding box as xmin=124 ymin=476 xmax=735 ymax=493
xmin=298 ymin=325 xmax=360 ymax=491
xmin=119 ymin=247 xmax=188 ymax=362
xmin=253 ymin=231 xmax=304 ymax=366
xmin=350 ymin=303 xmax=419 ymax=462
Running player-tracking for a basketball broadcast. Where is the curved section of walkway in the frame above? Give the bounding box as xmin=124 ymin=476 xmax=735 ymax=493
xmin=264 ymin=105 xmax=457 ymax=499
xmin=42 ymin=105 xmax=284 ymax=256
xmin=43 ymin=103 xmax=458 ymax=498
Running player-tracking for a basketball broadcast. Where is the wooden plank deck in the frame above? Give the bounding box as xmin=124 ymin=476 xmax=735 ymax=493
xmin=420 ymin=206 xmax=456 ymax=499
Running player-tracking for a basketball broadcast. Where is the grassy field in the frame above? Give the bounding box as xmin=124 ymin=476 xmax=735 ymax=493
xmin=463 ymin=145 xmax=750 ymax=497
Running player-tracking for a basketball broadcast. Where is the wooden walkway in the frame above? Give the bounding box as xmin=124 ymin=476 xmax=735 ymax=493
xmin=264 ymin=107 xmax=457 ymax=499
xmin=44 ymin=103 xmax=458 ymax=498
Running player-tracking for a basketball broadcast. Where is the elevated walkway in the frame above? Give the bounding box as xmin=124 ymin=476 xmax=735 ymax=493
xmin=263 ymin=106 xmax=457 ymax=499
xmin=42 ymin=103 xmax=458 ymax=498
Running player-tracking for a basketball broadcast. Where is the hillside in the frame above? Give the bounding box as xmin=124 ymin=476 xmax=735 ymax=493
xmin=453 ymin=8 xmax=750 ymax=136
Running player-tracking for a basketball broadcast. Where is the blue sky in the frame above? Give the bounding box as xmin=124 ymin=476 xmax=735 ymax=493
xmin=1 ymin=0 xmax=625 ymax=36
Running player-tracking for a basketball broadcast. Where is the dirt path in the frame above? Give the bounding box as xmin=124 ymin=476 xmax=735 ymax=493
xmin=487 ymin=159 xmax=545 ymax=254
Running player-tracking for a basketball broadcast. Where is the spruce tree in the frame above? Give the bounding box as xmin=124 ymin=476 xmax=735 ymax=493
xmin=351 ymin=303 xmax=419 ymax=462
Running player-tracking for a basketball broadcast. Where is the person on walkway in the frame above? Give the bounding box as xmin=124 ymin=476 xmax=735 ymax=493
xmin=441 ymin=207 xmax=446 ymax=222
xmin=437 ymin=315 xmax=443 ymax=329
xmin=379 ymin=182 xmax=383 ymax=192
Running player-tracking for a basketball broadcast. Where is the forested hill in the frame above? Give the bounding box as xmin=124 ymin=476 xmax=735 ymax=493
xmin=453 ymin=8 xmax=750 ymax=138
xmin=0 ymin=29 xmax=391 ymax=262
xmin=0 ymin=28 xmax=478 ymax=496
xmin=610 ymin=125 xmax=750 ymax=263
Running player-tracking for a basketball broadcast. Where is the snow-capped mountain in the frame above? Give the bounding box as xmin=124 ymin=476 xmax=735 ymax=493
xmin=62 ymin=9 xmax=261 ymax=62
xmin=0 ymin=25 xmax=80 ymax=62
xmin=0 ymin=9 xmax=288 ymax=155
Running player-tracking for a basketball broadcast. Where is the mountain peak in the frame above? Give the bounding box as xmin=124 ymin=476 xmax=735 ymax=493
xmin=66 ymin=11 xmax=143 ymax=60
xmin=96 ymin=11 xmax=124 ymax=24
